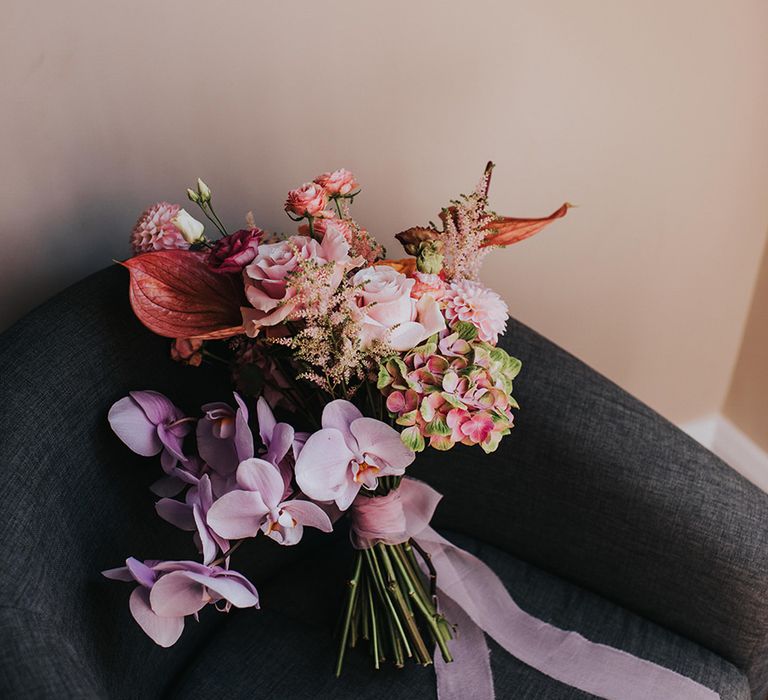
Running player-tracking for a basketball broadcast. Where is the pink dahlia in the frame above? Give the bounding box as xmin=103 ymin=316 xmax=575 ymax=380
xmin=442 ymin=280 xmax=508 ymax=344
xmin=130 ymin=202 xmax=190 ymax=254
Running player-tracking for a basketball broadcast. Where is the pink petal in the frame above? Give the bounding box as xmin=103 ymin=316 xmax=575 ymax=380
xmin=281 ymin=500 xmax=333 ymax=532
xmin=184 ymin=572 xmax=260 ymax=608
xmin=416 ymin=294 xmax=446 ymax=337
xmin=233 ymin=393 xmax=254 ymax=462
xmin=193 ymin=504 xmax=217 ymax=565
xmin=335 ymin=478 xmax=360 ymax=511
xmin=129 ymin=390 xmax=181 ymax=425
xmin=101 ymin=566 xmax=133 ymax=582
xmin=150 ymin=571 xmax=208 ymax=617
xmin=156 ymin=499 xmax=196 ymax=531
xmin=388 ymin=322 xmax=428 ymax=352
xmin=108 ymin=396 xmax=162 ymax=456
xmin=350 ymin=417 xmax=416 ymax=471
xmin=256 ymin=396 xmax=277 ymax=446
xmin=235 ymin=458 xmax=285 ymax=507
xmin=321 ymin=400 xmax=363 ymax=436
xmin=206 ymin=489 xmax=269 ymax=539
xmin=130 ymin=587 xmax=184 ymax=647
xmin=294 ymin=429 xmax=355 ymax=503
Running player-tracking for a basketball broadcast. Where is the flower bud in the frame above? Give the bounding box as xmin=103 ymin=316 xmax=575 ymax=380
xmin=187 ymin=188 xmax=200 ymax=203
xmin=196 ymin=178 xmax=212 ymax=203
xmin=415 ymin=240 xmax=444 ymax=274
xmin=395 ymin=227 xmax=438 ymax=256
xmin=172 ymin=209 xmax=205 ymax=244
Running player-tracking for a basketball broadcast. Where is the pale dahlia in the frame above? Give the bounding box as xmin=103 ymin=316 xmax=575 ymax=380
xmin=130 ymin=202 xmax=190 ymax=254
xmin=442 ymin=280 xmax=508 ymax=344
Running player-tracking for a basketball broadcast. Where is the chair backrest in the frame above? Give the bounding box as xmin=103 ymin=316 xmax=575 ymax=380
xmin=0 ymin=266 xmax=289 ymax=698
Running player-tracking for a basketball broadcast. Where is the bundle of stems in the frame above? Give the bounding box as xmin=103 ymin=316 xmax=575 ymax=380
xmin=335 ymin=479 xmax=454 ymax=675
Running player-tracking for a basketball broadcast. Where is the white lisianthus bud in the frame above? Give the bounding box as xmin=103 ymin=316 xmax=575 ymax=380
xmin=196 ymin=178 xmax=212 ymax=203
xmin=187 ymin=188 xmax=200 ymax=203
xmin=172 ymin=209 xmax=205 ymax=243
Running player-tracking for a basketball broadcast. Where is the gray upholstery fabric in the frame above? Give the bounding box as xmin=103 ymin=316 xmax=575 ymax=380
xmin=168 ymin=532 xmax=748 ymax=700
xmin=0 ymin=265 xmax=764 ymax=699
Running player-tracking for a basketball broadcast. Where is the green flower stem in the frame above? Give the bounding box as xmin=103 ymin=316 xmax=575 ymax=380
xmin=335 ymin=552 xmax=362 ymax=677
xmin=377 ymin=543 xmax=431 ymax=665
xmin=205 ymin=201 xmax=229 ymax=236
xmin=367 ymin=578 xmax=381 ymax=669
xmin=391 ymin=544 xmax=453 ymax=663
xmin=363 ymin=548 xmax=411 ymax=656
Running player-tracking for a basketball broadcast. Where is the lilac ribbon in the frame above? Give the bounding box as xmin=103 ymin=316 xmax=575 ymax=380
xmin=350 ymin=478 xmax=720 ymax=700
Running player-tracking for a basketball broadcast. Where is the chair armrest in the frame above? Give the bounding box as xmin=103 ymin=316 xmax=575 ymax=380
xmin=410 ymin=317 xmax=768 ymax=696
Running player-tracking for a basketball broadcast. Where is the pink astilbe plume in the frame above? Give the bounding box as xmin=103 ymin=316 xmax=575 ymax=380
xmin=130 ymin=202 xmax=190 ymax=254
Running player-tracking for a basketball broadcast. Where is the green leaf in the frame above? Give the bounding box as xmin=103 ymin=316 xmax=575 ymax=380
xmin=377 ymin=363 xmax=393 ymax=390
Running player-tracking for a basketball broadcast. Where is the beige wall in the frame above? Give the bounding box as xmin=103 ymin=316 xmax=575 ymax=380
xmin=725 ymin=238 xmax=768 ymax=451
xmin=2 ymin=0 xmax=768 ymax=426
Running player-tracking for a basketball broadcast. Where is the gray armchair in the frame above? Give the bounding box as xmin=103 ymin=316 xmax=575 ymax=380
xmin=1 ymin=265 xmax=766 ymax=699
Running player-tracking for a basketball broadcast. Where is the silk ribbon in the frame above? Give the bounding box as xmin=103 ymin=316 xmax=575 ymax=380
xmin=349 ymin=478 xmax=720 ymax=700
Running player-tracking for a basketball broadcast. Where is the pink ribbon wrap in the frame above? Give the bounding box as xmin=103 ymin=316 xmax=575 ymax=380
xmin=349 ymin=478 xmax=720 ymax=700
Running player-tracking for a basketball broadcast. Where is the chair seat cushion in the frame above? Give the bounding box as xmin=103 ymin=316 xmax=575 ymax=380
xmin=166 ymin=532 xmax=748 ymax=700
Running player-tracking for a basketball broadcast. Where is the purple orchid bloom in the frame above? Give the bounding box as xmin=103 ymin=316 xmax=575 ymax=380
xmin=207 ymin=458 xmax=333 ymax=546
xmin=108 ymin=391 xmax=193 ymax=472
xmin=102 ymin=558 xmax=259 ymax=647
xmin=150 ymin=454 xmax=210 ymax=497
xmin=196 ymin=393 xmax=254 ymax=477
xmin=294 ymin=400 xmax=415 ymax=510
xmin=155 ymin=474 xmax=229 ymax=565
xmin=256 ymin=397 xmax=304 ymax=494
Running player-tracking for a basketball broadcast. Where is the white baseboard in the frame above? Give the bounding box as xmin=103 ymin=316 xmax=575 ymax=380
xmin=681 ymin=413 xmax=768 ymax=492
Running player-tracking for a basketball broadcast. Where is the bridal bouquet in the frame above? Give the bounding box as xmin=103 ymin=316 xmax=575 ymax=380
xmin=102 ymin=165 xmax=569 ymax=681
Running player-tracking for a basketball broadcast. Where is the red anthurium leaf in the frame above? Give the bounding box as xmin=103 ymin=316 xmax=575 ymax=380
xmin=482 ymin=203 xmax=571 ymax=248
xmin=121 ymin=251 xmax=247 ymax=339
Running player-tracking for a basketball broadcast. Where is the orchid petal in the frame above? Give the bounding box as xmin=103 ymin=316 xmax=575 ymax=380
xmin=256 ymin=396 xmax=277 ymax=447
xmin=155 ymin=499 xmax=196 ymax=531
xmin=350 ymin=417 xmax=416 ymax=471
xmin=108 ymin=396 xmax=162 ymax=457
xmin=193 ymin=504 xmax=218 ymax=565
xmin=235 ymin=458 xmax=285 ymax=507
xmin=129 ymin=390 xmax=182 ymax=425
xmin=150 ymin=475 xmax=187 ymax=497
xmin=126 ymin=557 xmax=157 ymax=588
xmin=321 ymin=400 xmax=363 ymax=437
xmin=294 ymin=429 xmax=355 ymax=503
xmin=196 ymin=410 xmax=238 ymax=475
xmin=281 ymin=500 xmax=333 ymax=533
xmin=150 ymin=571 xmax=208 ymax=617
xmin=206 ymin=489 xmax=269 ymax=539
xmin=101 ymin=566 xmax=134 ymax=582
xmin=184 ymin=571 xmax=260 ymax=608
xmin=233 ymin=393 xmax=254 ymax=462
xmin=129 ymin=587 xmax=185 ymax=647
xmin=266 ymin=422 xmax=294 ymax=466
xmin=335 ymin=478 xmax=361 ymax=511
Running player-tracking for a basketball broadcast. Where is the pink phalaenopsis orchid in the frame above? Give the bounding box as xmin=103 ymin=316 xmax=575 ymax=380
xmin=102 ymin=558 xmax=259 ymax=647
xmin=196 ymin=393 xmax=254 ymax=478
xmin=155 ymin=474 xmax=229 ymax=565
xmin=207 ymin=458 xmax=333 ymax=545
xmin=108 ymin=391 xmax=192 ymax=472
xmin=294 ymin=400 xmax=416 ymax=510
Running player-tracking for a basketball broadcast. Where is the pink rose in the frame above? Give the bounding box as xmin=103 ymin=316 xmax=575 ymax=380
xmin=313 ymin=169 xmax=359 ymax=196
xmin=284 ymin=183 xmax=328 ymax=217
xmin=206 ymin=228 xmax=263 ymax=274
xmin=352 ymin=266 xmax=446 ymax=352
xmin=241 ymin=228 xmax=351 ymax=336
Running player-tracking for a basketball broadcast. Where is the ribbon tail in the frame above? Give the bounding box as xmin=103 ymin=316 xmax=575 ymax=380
xmin=417 ymin=530 xmax=720 ymax=700
xmin=435 ymin=594 xmax=495 ymax=700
